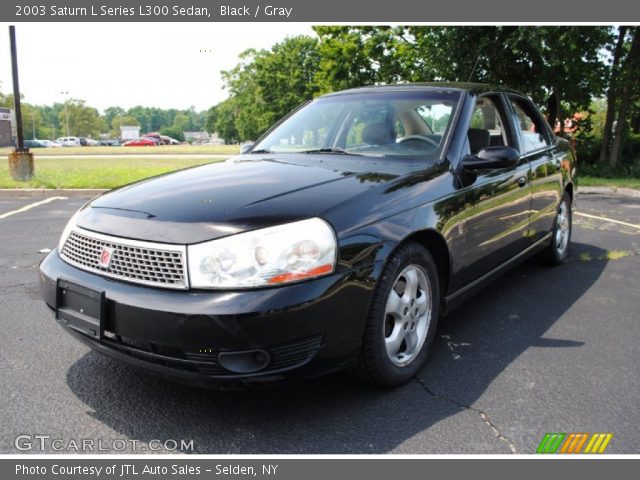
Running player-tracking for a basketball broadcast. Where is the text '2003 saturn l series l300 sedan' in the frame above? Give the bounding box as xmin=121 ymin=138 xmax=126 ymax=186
xmin=39 ymin=83 xmax=576 ymax=388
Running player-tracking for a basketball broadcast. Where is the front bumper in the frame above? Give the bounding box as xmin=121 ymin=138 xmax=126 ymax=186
xmin=39 ymin=250 xmax=375 ymax=388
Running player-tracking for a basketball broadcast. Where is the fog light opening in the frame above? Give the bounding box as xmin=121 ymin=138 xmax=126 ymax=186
xmin=218 ymin=349 xmax=271 ymax=374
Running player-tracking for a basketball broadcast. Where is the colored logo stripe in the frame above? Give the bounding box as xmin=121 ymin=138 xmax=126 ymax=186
xmin=537 ymin=433 xmax=566 ymax=453
xmin=584 ymin=433 xmax=613 ymax=454
xmin=537 ymin=432 xmax=613 ymax=454
xmin=559 ymin=433 xmax=589 ymax=453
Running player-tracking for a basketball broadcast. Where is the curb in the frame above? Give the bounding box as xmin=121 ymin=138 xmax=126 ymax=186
xmin=577 ymin=186 xmax=640 ymax=198
xmin=0 ymin=189 xmax=107 ymax=198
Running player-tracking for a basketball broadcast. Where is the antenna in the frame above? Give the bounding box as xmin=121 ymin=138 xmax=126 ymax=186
xmin=467 ymin=55 xmax=481 ymax=82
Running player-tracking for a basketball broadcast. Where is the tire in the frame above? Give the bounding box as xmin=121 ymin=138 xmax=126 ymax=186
xmin=352 ymin=242 xmax=440 ymax=387
xmin=539 ymin=191 xmax=572 ymax=265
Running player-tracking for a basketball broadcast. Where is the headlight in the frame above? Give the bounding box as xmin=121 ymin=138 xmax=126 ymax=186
xmin=58 ymin=209 xmax=80 ymax=252
xmin=57 ymin=196 xmax=100 ymax=253
xmin=187 ymin=218 xmax=337 ymax=289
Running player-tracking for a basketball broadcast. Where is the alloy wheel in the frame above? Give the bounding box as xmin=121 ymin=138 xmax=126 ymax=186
xmin=555 ymin=200 xmax=571 ymax=255
xmin=383 ymin=264 xmax=432 ymax=367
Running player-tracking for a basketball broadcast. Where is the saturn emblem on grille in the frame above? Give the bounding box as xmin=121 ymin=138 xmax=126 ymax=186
xmin=98 ymin=247 xmax=114 ymax=268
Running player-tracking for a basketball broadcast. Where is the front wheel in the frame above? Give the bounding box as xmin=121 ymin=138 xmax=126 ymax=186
xmin=539 ymin=191 xmax=572 ymax=265
xmin=352 ymin=242 xmax=440 ymax=386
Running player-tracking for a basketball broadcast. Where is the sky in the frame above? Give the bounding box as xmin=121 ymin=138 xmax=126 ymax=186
xmin=0 ymin=23 xmax=314 ymax=112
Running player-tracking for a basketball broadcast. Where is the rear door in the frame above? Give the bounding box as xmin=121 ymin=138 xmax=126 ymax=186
xmin=506 ymin=95 xmax=563 ymax=242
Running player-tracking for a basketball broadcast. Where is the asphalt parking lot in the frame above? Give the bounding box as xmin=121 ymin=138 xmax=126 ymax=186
xmin=0 ymin=190 xmax=638 ymax=454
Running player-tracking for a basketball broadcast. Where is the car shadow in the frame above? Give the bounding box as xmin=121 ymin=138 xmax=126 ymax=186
xmin=66 ymin=242 xmax=608 ymax=454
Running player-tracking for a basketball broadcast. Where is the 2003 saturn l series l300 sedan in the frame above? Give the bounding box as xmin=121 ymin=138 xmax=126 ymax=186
xmin=39 ymin=83 xmax=576 ymax=388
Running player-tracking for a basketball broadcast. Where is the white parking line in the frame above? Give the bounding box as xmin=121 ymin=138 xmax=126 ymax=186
xmin=575 ymin=211 xmax=640 ymax=230
xmin=0 ymin=196 xmax=68 ymax=220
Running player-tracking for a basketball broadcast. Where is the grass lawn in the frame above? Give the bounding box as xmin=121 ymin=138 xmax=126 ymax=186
xmin=0 ymin=144 xmax=240 ymax=156
xmin=3 ymin=155 xmax=639 ymax=191
xmin=580 ymin=176 xmax=640 ymax=190
xmin=0 ymin=157 xmax=225 ymax=189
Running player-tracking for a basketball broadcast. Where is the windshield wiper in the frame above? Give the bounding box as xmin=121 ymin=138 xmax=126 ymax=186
xmin=249 ymin=148 xmax=274 ymax=154
xmin=300 ymin=147 xmax=361 ymax=156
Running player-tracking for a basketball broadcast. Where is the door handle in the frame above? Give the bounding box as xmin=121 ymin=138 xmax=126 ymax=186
xmin=517 ymin=176 xmax=527 ymax=187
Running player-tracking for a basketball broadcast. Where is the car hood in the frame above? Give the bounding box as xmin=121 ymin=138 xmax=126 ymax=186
xmin=76 ymin=154 xmax=425 ymax=244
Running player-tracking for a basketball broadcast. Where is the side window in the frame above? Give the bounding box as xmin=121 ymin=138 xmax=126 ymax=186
xmin=509 ymin=97 xmax=550 ymax=153
xmin=416 ymin=105 xmax=451 ymax=134
xmin=467 ymin=96 xmax=510 ymax=154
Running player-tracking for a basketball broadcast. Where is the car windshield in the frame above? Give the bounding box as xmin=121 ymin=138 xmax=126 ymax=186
xmin=252 ymin=90 xmax=461 ymax=159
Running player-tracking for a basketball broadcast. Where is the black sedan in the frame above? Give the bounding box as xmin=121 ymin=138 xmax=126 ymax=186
xmin=39 ymin=83 xmax=576 ymax=388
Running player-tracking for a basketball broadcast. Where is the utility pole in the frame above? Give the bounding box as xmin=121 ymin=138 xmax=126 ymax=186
xmin=61 ymin=91 xmax=70 ymax=137
xmin=10 ymin=26 xmax=24 ymax=150
xmin=7 ymin=25 xmax=34 ymax=180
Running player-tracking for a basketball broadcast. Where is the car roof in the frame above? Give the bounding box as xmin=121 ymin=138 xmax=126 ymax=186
xmin=320 ymin=82 xmax=523 ymax=98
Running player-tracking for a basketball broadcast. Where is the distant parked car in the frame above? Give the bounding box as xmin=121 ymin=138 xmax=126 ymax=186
xmin=160 ymin=135 xmax=180 ymax=145
xmin=23 ymin=139 xmax=47 ymax=148
xmin=38 ymin=139 xmax=63 ymax=148
xmin=85 ymin=138 xmax=101 ymax=146
xmin=123 ymin=138 xmax=157 ymax=147
xmin=99 ymin=139 xmax=120 ymax=146
xmin=142 ymin=133 xmax=165 ymax=145
xmin=56 ymin=136 xmax=82 ymax=147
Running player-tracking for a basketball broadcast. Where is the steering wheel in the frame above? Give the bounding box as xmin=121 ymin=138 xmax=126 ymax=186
xmin=397 ymin=135 xmax=439 ymax=147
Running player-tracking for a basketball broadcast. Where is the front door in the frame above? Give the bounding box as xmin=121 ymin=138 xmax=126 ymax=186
xmin=456 ymin=95 xmax=532 ymax=287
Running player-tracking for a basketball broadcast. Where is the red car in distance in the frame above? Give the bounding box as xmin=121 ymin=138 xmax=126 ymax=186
xmin=123 ymin=138 xmax=157 ymax=147
xmin=143 ymin=133 xmax=165 ymax=145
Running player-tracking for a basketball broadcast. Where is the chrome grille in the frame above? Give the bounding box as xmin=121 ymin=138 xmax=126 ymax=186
xmin=60 ymin=228 xmax=188 ymax=289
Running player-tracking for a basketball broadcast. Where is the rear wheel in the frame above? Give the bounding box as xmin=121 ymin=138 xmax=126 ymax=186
xmin=352 ymin=242 xmax=439 ymax=386
xmin=539 ymin=191 xmax=572 ymax=265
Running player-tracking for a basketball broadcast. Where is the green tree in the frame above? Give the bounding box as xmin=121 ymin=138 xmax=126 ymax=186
xmin=0 ymin=93 xmax=44 ymax=139
xmin=220 ymin=49 xmax=264 ymax=140
xmin=0 ymin=85 xmax=211 ymax=141
xmin=126 ymin=106 xmax=152 ymax=133
xmin=159 ymin=126 xmax=184 ymax=142
xmin=315 ymin=26 xmax=612 ymax=131
xmin=148 ymin=107 xmax=168 ymax=131
xmin=313 ymin=26 xmax=414 ymax=92
xmin=172 ymin=113 xmax=191 ymax=133
xmin=37 ymin=104 xmax=62 ymax=139
xmin=110 ymin=115 xmax=139 ymax=138
xmin=59 ymin=99 xmax=103 ymax=137
xmin=213 ymin=98 xmax=239 ymax=143
xmin=604 ymin=27 xmax=640 ymax=167
xmin=103 ymin=106 xmax=126 ymax=130
xmin=22 ymin=104 xmax=42 ymax=139
xmin=0 ymin=89 xmax=12 ymax=108
xmin=205 ymin=106 xmax=218 ymax=133
xmin=220 ymin=35 xmax=321 ymax=141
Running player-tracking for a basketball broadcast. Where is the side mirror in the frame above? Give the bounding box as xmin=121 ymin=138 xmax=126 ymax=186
xmin=239 ymin=142 xmax=254 ymax=154
xmin=462 ymin=146 xmax=520 ymax=170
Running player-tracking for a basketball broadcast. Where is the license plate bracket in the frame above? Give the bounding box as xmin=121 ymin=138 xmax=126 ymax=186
xmin=56 ymin=279 xmax=105 ymax=339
